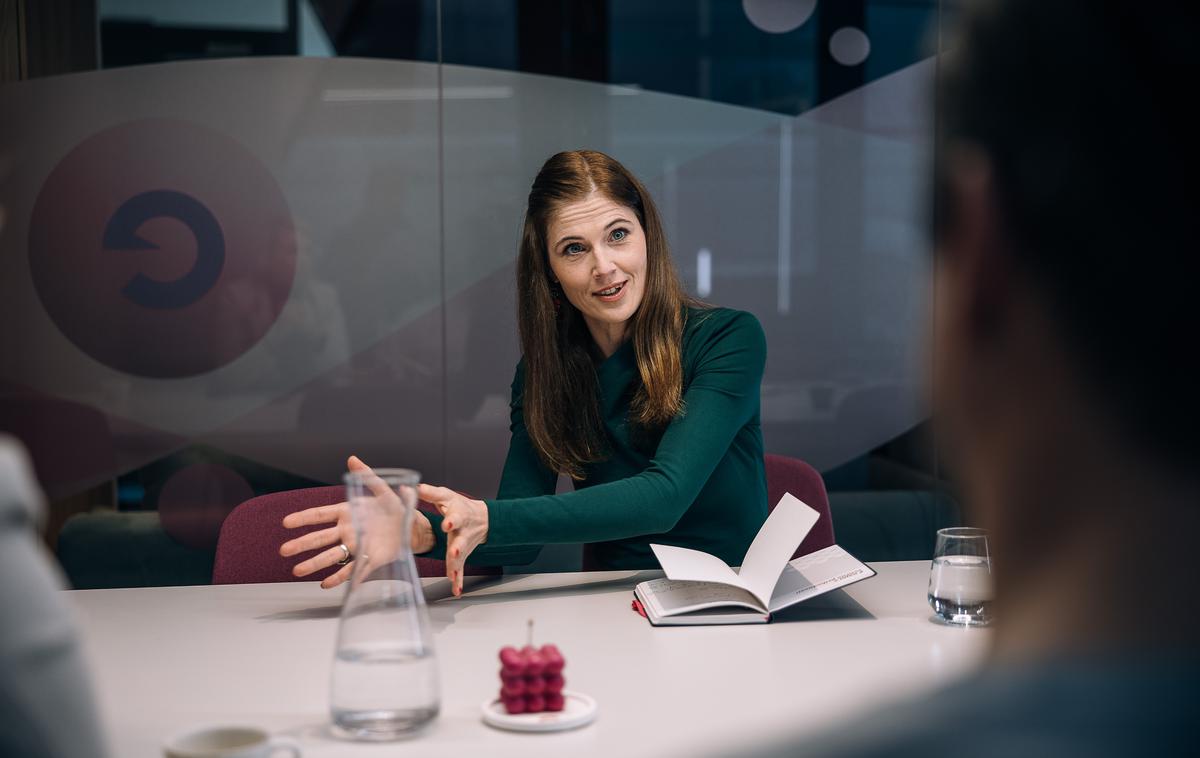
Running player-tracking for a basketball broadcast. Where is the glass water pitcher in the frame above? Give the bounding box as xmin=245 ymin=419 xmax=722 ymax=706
xmin=330 ymin=468 xmax=439 ymax=740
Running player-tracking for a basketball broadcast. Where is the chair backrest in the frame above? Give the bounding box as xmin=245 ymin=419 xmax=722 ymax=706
xmin=764 ymin=453 xmax=836 ymax=558
xmin=212 ymin=485 xmax=498 ymax=584
xmin=580 ymin=453 xmax=835 ymax=570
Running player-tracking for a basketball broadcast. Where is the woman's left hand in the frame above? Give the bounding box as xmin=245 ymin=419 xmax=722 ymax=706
xmin=418 ymin=484 xmax=489 ymax=597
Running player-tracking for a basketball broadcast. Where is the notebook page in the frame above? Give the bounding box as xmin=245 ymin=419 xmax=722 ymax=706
xmin=766 ymin=545 xmax=875 ymax=613
xmin=738 ymin=494 xmax=820 ymax=605
xmin=638 ymin=578 xmax=766 ymax=616
xmin=649 ymin=544 xmax=744 ymax=588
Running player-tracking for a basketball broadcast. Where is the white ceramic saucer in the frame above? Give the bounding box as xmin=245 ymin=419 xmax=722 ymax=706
xmin=480 ymin=690 xmax=597 ymax=733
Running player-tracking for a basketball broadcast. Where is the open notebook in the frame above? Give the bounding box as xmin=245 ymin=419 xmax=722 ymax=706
xmin=634 ymin=494 xmax=875 ymax=625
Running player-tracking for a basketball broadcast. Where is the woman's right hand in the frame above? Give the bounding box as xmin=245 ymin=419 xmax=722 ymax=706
xmin=279 ymin=455 xmax=434 ymax=589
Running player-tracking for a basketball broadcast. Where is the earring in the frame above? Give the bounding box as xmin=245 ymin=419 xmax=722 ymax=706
xmin=550 ymin=281 xmax=562 ymax=314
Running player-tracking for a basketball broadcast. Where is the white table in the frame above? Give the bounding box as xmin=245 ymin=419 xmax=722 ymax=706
xmin=68 ymin=562 xmax=990 ymax=757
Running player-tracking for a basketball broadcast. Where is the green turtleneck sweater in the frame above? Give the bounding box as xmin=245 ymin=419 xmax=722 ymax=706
xmin=426 ymin=306 xmax=767 ymax=570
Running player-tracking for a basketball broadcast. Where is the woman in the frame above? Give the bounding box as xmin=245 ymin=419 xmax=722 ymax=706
xmin=281 ymin=150 xmax=768 ymax=596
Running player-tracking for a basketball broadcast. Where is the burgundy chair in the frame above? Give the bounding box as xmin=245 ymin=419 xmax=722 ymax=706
xmin=212 ymin=486 xmax=499 ymax=584
xmin=580 ymin=453 xmax=835 ymax=570
xmin=764 ymin=453 xmax=835 ymax=558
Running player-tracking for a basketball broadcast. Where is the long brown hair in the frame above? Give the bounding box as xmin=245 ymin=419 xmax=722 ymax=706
xmin=517 ymin=150 xmax=693 ymax=479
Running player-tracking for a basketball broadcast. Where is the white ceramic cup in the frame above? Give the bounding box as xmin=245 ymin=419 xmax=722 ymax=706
xmin=163 ymin=725 xmax=300 ymax=758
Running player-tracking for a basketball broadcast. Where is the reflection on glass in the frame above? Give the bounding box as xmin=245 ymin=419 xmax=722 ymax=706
xmin=1 ymin=0 xmax=952 ymax=586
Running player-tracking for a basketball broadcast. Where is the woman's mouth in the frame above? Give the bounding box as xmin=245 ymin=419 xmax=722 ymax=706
xmin=592 ymin=281 xmax=628 ymax=302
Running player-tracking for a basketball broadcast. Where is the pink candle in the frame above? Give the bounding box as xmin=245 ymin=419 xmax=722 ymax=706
xmin=498 ymin=642 xmax=567 ymax=714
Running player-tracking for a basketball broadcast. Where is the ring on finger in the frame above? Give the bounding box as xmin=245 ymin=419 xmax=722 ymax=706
xmin=335 ymin=543 xmax=352 ymax=565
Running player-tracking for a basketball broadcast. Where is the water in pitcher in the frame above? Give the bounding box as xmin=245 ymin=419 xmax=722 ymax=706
xmin=331 ymin=641 xmax=439 ymax=739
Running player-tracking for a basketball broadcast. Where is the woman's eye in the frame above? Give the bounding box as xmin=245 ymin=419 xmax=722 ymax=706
xmin=564 ymin=243 xmax=585 ymax=255
xmin=611 ymin=228 xmax=627 ymax=242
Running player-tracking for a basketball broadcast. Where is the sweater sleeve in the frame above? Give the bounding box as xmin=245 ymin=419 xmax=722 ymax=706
xmin=421 ymin=361 xmax=556 ymax=565
xmin=482 ymin=310 xmax=765 ymax=547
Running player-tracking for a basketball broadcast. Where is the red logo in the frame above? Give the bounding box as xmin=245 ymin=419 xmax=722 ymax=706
xmin=29 ymin=119 xmax=297 ymax=378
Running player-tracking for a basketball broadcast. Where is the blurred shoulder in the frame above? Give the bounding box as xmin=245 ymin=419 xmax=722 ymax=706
xmin=739 ymin=659 xmax=1200 ymax=758
xmin=0 ymin=436 xmax=42 ymax=527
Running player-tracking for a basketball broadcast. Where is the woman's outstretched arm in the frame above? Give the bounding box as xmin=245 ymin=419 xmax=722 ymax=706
xmin=433 ymin=310 xmax=766 ymax=593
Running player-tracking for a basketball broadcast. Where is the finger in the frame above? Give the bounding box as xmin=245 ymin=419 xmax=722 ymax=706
xmin=444 ymin=552 xmax=458 ymax=596
xmin=348 ymin=456 xmax=397 ymax=501
xmin=282 ymin=503 xmax=346 ymax=529
xmin=446 ymin=537 xmax=466 ymax=597
xmin=292 ymin=544 xmax=351 ymax=578
xmin=438 ymin=501 xmax=464 ymax=533
xmin=411 ymin=510 xmax=433 ymax=554
xmin=418 ymin=483 xmax=458 ymax=510
xmin=279 ymin=525 xmax=340 ymax=557
xmin=320 ymin=562 xmax=354 ymax=590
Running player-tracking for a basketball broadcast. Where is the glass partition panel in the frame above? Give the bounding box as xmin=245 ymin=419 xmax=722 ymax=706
xmin=439 ymin=0 xmax=949 ymax=572
xmin=0 ymin=2 xmax=444 ymax=587
xmin=0 ymin=0 xmax=955 ymax=586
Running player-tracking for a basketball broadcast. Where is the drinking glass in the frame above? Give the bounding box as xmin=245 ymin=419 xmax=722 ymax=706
xmin=927 ymin=527 xmax=993 ymax=626
xmin=330 ymin=468 xmax=439 ymax=740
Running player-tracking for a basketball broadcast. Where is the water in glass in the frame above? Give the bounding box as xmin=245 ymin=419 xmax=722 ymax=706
xmin=927 ymin=527 xmax=993 ymax=626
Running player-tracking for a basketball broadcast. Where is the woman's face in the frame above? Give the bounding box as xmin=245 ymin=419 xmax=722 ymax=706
xmin=545 ymin=192 xmax=648 ymax=336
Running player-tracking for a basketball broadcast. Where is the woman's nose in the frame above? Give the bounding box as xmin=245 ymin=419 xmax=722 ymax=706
xmin=592 ymin=246 xmax=617 ymax=277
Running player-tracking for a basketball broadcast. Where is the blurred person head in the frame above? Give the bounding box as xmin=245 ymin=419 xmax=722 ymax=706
xmin=723 ymin=6 xmax=1197 ymax=757
xmin=933 ymin=0 xmax=1198 ymax=654
xmin=517 ymin=150 xmax=693 ymax=479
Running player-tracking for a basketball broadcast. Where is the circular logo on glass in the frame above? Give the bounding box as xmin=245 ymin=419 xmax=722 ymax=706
xmin=29 ymin=118 xmax=297 ymax=378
